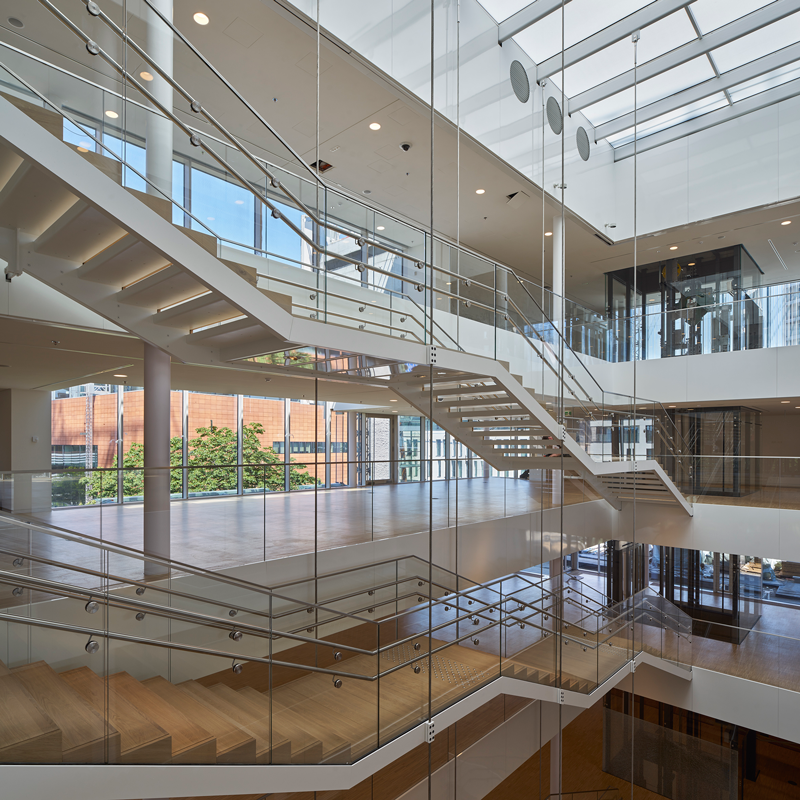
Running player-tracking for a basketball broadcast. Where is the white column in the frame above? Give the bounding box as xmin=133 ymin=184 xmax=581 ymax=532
xmin=143 ymin=344 xmax=171 ymax=574
xmin=0 ymin=389 xmax=51 ymax=513
xmin=145 ymin=0 xmax=174 ymax=198
xmin=551 ymin=215 xmax=564 ymax=321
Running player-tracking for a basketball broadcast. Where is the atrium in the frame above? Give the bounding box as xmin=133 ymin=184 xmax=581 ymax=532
xmin=0 ymin=1 xmax=799 ymax=799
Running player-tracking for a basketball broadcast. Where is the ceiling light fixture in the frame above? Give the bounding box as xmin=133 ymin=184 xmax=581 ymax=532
xmin=377 ymin=226 xmax=385 ymax=231
xmin=193 ymin=12 xmax=209 ymax=25
xmin=105 ymin=110 xmax=119 ymax=119
xmin=7 ymin=17 xmax=23 ymax=28
xmin=669 ymin=246 xmax=678 ymax=251
xmin=688 ymin=262 xmax=695 ymax=266
xmin=369 ymin=122 xmax=381 ymax=130
xmin=475 ymin=189 xmax=485 ymax=195
xmin=781 ymin=400 xmax=790 ymax=404
xmin=668 ymin=405 xmax=676 ymax=408
xmin=140 ymin=71 xmax=154 ymax=81
xmin=113 ymin=374 xmax=127 ymax=378
xmin=544 ymin=231 xmax=552 ymax=237
xmin=390 ymin=399 xmax=398 ymax=402
xmin=781 ymin=220 xmax=792 ymax=225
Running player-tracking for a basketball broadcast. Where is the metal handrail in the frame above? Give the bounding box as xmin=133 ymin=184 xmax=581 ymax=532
xmin=0 ymin=514 xmax=382 ymax=626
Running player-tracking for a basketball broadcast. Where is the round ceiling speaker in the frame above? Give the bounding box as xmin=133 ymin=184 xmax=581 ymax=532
xmin=546 ymin=96 xmax=563 ymax=135
xmin=509 ymin=60 xmax=530 ymax=103
xmin=576 ymin=126 xmax=591 ymax=161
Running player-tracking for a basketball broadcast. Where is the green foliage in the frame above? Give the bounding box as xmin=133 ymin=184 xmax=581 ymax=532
xmin=83 ymin=422 xmax=316 ymax=501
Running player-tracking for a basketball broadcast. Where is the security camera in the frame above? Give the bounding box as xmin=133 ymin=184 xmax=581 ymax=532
xmin=399 ymin=142 xmax=411 ymax=152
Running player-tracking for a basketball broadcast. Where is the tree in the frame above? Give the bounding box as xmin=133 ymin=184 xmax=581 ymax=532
xmin=83 ymin=422 xmax=315 ymax=501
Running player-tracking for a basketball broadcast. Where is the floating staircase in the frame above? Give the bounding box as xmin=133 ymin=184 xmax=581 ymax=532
xmin=390 ymin=369 xmax=693 ymax=514
xmin=0 ymin=62 xmax=690 ymax=515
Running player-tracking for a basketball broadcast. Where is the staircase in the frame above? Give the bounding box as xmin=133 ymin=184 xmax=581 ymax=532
xmin=0 ymin=516 xmax=692 ymax=772
xmin=390 ymin=368 xmax=693 ymax=514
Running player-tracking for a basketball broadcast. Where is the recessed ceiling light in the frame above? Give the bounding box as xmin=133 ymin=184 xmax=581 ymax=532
xmin=363 ymin=189 xmax=371 ymax=194
xmin=7 ymin=17 xmax=23 ymax=29
xmin=475 ymin=189 xmax=485 ymax=195
xmin=669 ymin=246 xmax=678 ymax=251
xmin=668 ymin=405 xmax=676 ymax=408
xmin=140 ymin=71 xmax=154 ymax=81
xmin=390 ymin=399 xmax=398 ymax=402
xmin=369 ymin=122 xmax=381 ymax=131
xmin=688 ymin=262 xmax=695 ymax=266
xmin=193 ymin=12 xmax=209 ymax=25
xmin=544 ymin=231 xmax=552 ymax=236
xmin=781 ymin=400 xmax=790 ymax=404
xmin=113 ymin=374 xmax=127 ymax=378
xmin=377 ymin=225 xmax=385 ymax=231
xmin=781 ymin=220 xmax=791 ymax=225
xmin=105 ymin=110 xmax=119 ymax=119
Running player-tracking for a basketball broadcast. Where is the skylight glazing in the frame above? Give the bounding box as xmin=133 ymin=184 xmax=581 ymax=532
xmin=689 ymin=0 xmax=775 ymax=34
xmin=548 ymin=11 xmax=697 ymax=97
xmin=504 ymin=0 xmax=800 ymax=148
xmin=513 ymin=0 xmax=654 ymax=63
xmin=711 ymin=11 xmax=800 ymax=72
xmin=728 ymin=62 xmax=800 ymax=103
xmin=475 ymin=0 xmax=536 ymax=22
xmin=581 ymin=57 xmax=716 ymax=126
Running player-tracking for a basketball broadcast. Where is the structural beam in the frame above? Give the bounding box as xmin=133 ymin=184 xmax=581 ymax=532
xmin=613 ymin=76 xmax=800 ymax=160
xmin=595 ymin=41 xmax=800 ymax=140
xmin=537 ymin=0 xmax=696 ymax=80
xmin=569 ymin=0 xmax=800 ymax=113
xmin=498 ymin=0 xmax=572 ymax=45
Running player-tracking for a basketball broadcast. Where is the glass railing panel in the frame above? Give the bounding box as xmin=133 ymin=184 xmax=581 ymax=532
xmin=689 ymin=456 xmax=780 ymax=508
xmin=0 ymin=618 xmax=112 ymax=763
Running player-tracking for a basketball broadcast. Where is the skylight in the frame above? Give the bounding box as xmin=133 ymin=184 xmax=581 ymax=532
xmin=711 ymin=11 xmax=800 ymax=72
xmin=547 ymin=11 xmax=697 ymax=97
xmin=689 ymin=0 xmax=775 ymax=35
xmin=475 ymin=0 xmax=536 ymax=22
xmin=503 ymin=0 xmax=800 ymax=149
xmin=514 ymin=0 xmax=654 ymax=62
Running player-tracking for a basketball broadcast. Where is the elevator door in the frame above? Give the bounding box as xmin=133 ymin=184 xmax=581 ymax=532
xmin=365 ymin=414 xmax=394 ymax=485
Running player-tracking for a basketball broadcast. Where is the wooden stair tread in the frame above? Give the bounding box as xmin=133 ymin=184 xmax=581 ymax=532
xmin=236 ymin=686 xmax=324 ymax=765
xmin=0 ymin=667 xmax=62 ymax=762
xmin=206 ymin=684 xmax=292 ymax=763
xmin=11 ymin=661 xmax=120 ymax=763
xmin=142 ymin=676 xmax=255 ymax=764
xmin=108 ymin=672 xmax=216 ymax=764
xmin=60 ymin=667 xmax=172 ymax=764
xmin=180 ymin=680 xmax=288 ymax=765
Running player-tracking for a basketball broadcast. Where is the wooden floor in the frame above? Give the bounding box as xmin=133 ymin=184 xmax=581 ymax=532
xmin=1 ymin=477 xmax=597 ymax=593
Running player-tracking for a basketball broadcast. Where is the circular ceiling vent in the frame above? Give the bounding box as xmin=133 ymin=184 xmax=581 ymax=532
xmin=546 ymin=96 xmax=563 ymax=135
xmin=509 ymin=60 xmax=530 ymax=103
xmin=576 ymin=126 xmax=591 ymax=161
